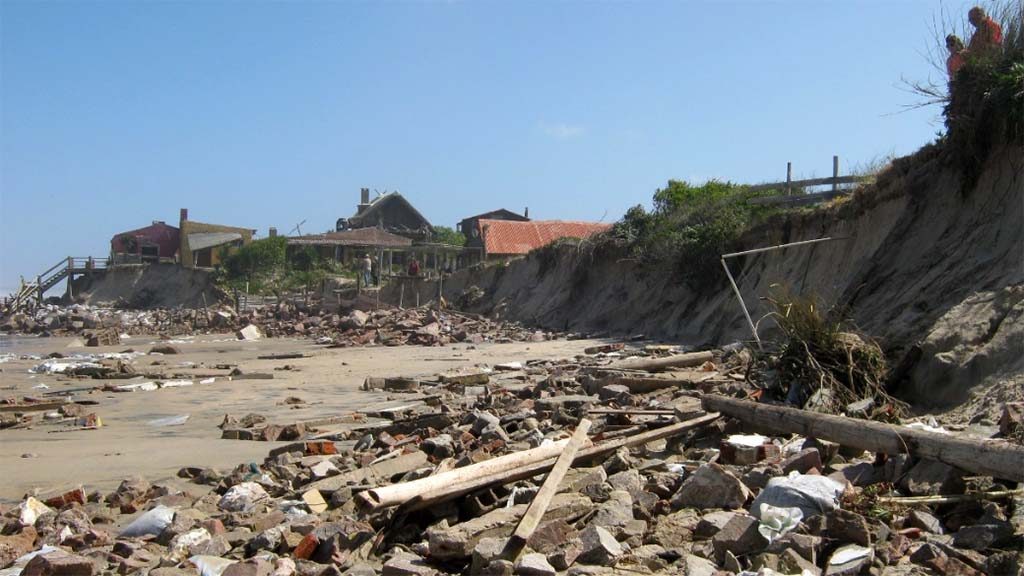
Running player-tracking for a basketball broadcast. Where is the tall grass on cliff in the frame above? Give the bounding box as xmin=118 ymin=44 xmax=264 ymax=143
xmin=906 ymin=0 xmax=1023 ymax=184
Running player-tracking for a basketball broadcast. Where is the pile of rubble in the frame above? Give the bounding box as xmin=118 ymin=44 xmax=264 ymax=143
xmin=2 ymin=345 xmax=1022 ymax=576
xmin=1 ymin=303 xmax=556 ymax=348
xmin=240 ymin=306 xmax=556 ymax=347
xmin=0 ymin=304 xmax=241 ymax=338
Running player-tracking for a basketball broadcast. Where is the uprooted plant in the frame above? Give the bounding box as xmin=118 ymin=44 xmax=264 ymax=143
xmin=764 ymin=288 xmax=907 ymax=421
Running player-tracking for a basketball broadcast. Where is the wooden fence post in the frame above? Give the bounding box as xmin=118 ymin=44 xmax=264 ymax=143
xmin=832 ymin=155 xmax=840 ymax=193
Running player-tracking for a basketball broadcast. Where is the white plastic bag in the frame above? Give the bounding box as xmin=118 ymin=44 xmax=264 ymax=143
xmin=218 ymin=481 xmax=269 ymax=512
xmin=757 ymin=503 xmax=803 ymax=542
xmin=119 ymin=505 xmax=176 ymax=538
xmin=190 ymin=555 xmax=237 ymax=576
xmin=751 ymin=471 xmax=845 ymax=520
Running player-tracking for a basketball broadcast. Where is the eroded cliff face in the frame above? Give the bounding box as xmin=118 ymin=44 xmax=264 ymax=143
xmin=389 ymin=145 xmax=1022 ymax=406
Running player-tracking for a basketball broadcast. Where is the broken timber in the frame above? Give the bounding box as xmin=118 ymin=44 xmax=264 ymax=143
xmin=357 ymin=439 xmax=573 ymax=510
xmin=357 ymin=412 xmax=720 ymax=512
xmin=703 ymin=395 xmax=1024 ymax=482
xmin=510 ymin=418 xmax=592 ymax=546
xmin=611 ymin=350 xmax=713 ymax=372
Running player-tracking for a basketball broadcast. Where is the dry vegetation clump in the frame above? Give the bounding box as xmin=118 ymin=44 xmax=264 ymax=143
xmin=766 ymin=289 xmax=907 ymax=421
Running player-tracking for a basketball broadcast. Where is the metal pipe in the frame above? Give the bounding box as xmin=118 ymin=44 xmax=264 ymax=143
xmin=721 ymin=236 xmax=846 ymax=260
xmin=720 ymin=258 xmax=762 ymax=351
xmin=720 ymin=236 xmax=851 ymax=348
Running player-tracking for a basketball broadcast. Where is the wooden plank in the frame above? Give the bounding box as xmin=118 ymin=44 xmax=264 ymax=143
xmin=748 ymin=190 xmax=849 ymax=207
xmin=360 ymin=412 xmax=719 ymax=512
xmin=511 ymin=419 xmax=592 ymax=545
xmin=702 ymin=395 xmax=1024 ymax=482
xmin=0 ymin=401 xmax=68 ymax=413
xmin=747 ymin=174 xmax=868 ymax=192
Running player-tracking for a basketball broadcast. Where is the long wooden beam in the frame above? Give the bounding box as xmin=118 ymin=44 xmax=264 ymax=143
xmin=702 ymin=395 xmax=1024 ymax=482
xmin=357 ymin=412 xmax=720 ymax=512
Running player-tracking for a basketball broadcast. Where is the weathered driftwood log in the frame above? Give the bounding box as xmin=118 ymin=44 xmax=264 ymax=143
xmin=702 ymin=395 xmax=1024 ymax=482
xmin=511 ymin=419 xmax=592 ymax=545
xmin=611 ymin=351 xmax=714 ymax=373
xmin=357 ymin=412 xmax=720 ymax=512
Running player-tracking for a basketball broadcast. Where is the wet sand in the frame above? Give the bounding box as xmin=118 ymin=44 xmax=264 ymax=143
xmin=0 ymin=333 xmax=606 ymax=502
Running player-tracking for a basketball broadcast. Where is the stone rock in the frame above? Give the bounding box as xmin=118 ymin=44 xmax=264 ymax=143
xmin=560 ymin=467 xmax=606 ymax=494
xmin=711 ymin=514 xmax=767 ymax=563
xmin=471 ymin=537 xmax=508 ymax=574
xmin=514 ymin=553 xmax=556 ymax=576
xmin=382 ymin=554 xmax=436 ymax=576
xmin=694 ymin=510 xmax=737 ymax=539
xmin=781 ymin=448 xmax=822 ymax=475
xmin=481 ymin=560 xmax=514 ymax=576
xmin=588 ymin=490 xmax=634 ymax=533
xmin=223 ymin=559 xmax=274 ymax=576
xmin=671 ymin=463 xmax=751 ymax=510
xmin=907 ymin=509 xmax=944 ymax=535
xmin=652 ymin=509 xmax=700 ymax=549
xmin=780 ymin=549 xmax=821 ymax=576
xmin=951 ymin=523 xmax=1014 ymax=550
xmin=901 ymin=460 xmax=965 ymax=496
xmin=766 ymin=533 xmax=820 ymax=565
xmin=0 ymin=527 xmax=36 ymax=569
xmin=827 ymin=462 xmax=877 ymax=487
xmin=21 ymin=553 xmax=95 ymax=576
xmin=601 ymin=448 xmax=634 ymax=475
xmin=682 ymin=554 xmax=718 ymax=576
xmin=606 ymin=470 xmax=643 ymax=497
xmin=422 ymin=434 xmax=456 ymax=460
xmin=823 ymin=508 xmax=872 ymax=547
xmin=527 ymin=520 xmax=577 ymax=555
xmin=547 ymin=539 xmax=583 ymax=571
xmin=577 ymin=525 xmax=622 ymax=566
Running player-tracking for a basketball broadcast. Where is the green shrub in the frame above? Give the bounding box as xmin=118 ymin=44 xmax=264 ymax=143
xmin=602 ymin=180 xmax=785 ymax=289
xmin=432 ymin=226 xmax=466 ymax=246
xmin=217 ymin=236 xmax=344 ymax=295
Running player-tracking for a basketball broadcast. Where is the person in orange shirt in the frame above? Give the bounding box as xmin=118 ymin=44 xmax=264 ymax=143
xmin=946 ymin=35 xmax=966 ymax=79
xmin=967 ymin=6 xmax=1003 ymax=58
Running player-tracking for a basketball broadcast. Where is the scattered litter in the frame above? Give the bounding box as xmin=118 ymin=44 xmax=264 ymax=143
xmin=751 ymin=471 xmax=845 ymax=520
xmin=119 ymin=505 xmax=176 ymax=537
xmin=756 ymin=503 xmax=803 ymax=542
xmin=18 ymin=496 xmax=52 ymax=526
xmin=148 ymin=414 xmax=191 ymax=427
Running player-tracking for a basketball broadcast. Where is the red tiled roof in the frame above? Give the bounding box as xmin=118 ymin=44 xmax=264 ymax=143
xmin=478 ymin=219 xmax=611 ymax=256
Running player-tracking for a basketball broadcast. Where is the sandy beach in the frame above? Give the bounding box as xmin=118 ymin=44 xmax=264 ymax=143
xmin=0 ymin=333 xmax=606 ymax=502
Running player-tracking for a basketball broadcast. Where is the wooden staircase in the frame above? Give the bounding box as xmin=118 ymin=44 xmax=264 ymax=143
xmin=9 ymin=257 xmax=107 ymax=312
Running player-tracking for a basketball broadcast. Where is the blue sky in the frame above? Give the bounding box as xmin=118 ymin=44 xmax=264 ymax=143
xmin=1 ymin=1 xmax=973 ymax=295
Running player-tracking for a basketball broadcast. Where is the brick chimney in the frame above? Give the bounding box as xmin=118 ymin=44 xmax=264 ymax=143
xmin=524 ymin=207 xmax=529 ymax=219
xmin=179 ymin=208 xmax=188 ymax=225
xmin=356 ymin=188 xmax=371 ymax=215
xmin=269 ymin=227 xmax=277 ymax=238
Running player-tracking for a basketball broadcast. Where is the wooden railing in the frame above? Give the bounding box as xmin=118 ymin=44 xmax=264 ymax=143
xmin=746 ymin=156 xmax=870 ymax=207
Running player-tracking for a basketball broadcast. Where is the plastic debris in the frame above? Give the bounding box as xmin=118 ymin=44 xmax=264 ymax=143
xmin=756 ymin=503 xmax=803 ymax=542
xmin=751 ymin=471 xmax=845 ymax=520
xmin=119 ymin=505 xmax=176 ymax=538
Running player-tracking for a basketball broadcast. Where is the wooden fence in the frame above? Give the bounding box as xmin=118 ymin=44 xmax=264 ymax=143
xmin=747 ymin=156 xmax=870 ymax=207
